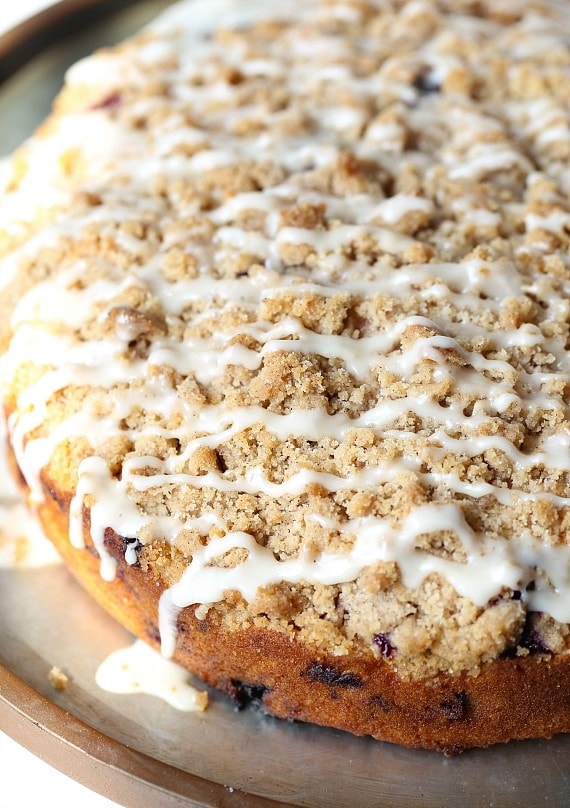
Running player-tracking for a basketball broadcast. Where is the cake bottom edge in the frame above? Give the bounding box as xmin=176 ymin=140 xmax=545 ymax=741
xmin=21 ymin=464 xmax=569 ymax=755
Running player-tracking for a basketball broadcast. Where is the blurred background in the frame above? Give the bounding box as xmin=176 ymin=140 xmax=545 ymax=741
xmin=0 ymin=0 xmax=56 ymax=33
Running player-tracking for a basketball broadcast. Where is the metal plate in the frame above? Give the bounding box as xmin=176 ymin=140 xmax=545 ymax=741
xmin=0 ymin=3 xmax=569 ymax=807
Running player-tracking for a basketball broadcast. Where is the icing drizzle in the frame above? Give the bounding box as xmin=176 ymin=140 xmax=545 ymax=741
xmin=2 ymin=0 xmax=570 ymax=660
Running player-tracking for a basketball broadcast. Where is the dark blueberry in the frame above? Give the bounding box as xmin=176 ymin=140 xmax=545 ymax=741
xmin=490 ymin=589 xmax=522 ymax=607
xmin=90 ymin=92 xmax=122 ymax=111
xmin=372 ymin=632 xmax=397 ymax=659
xmin=368 ymin=694 xmax=392 ymax=714
xmin=499 ymin=646 xmax=517 ymax=660
xmin=145 ymin=626 xmax=161 ymax=645
xmin=305 ymin=663 xmax=362 ymax=688
xmin=522 ymin=629 xmax=550 ymax=654
xmin=520 ymin=613 xmax=550 ymax=655
xmin=413 ymin=71 xmax=441 ymax=95
xmin=228 ymin=680 xmax=269 ymax=711
xmin=440 ymin=692 xmax=469 ymax=721
xmin=122 ymin=536 xmax=143 ymax=564
xmin=501 ymin=611 xmax=550 ymax=658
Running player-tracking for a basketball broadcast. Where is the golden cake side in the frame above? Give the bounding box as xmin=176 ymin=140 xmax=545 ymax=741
xmin=6 ymin=435 xmax=568 ymax=752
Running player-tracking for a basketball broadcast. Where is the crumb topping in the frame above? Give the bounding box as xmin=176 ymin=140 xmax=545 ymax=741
xmin=48 ymin=666 xmax=69 ymax=691
xmin=2 ymin=0 xmax=570 ymax=677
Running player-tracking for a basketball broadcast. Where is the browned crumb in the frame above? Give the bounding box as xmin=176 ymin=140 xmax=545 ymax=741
xmin=2 ymin=0 xmax=570 ymax=681
xmin=48 ymin=666 xmax=69 ymax=692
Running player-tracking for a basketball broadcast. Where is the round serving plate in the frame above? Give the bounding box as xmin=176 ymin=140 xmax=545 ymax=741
xmin=0 ymin=3 xmax=569 ymax=807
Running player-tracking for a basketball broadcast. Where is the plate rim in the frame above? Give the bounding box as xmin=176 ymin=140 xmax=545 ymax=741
xmin=0 ymin=660 xmax=285 ymax=807
xmin=0 ymin=0 xmax=142 ymax=84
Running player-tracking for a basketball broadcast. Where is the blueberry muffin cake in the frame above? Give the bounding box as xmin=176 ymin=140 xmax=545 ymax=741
xmin=1 ymin=0 xmax=570 ymax=751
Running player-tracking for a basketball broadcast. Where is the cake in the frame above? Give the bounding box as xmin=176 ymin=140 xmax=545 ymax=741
xmin=1 ymin=0 xmax=570 ymax=752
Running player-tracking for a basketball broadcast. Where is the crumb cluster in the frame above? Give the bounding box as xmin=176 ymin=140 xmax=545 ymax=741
xmin=2 ymin=0 xmax=570 ymax=678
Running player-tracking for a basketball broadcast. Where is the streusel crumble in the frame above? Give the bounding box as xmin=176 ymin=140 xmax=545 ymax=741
xmin=1 ymin=0 xmax=570 ymax=749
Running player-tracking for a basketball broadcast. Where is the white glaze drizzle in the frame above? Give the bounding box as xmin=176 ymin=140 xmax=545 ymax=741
xmin=95 ymin=639 xmax=208 ymax=711
xmin=0 ymin=419 xmax=61 ymax=568
xmin=1 ymin=0 xmax=570 ymax=659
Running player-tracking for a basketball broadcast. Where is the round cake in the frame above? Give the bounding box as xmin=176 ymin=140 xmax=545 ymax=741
xmin=1 ymin=0 xmax=570 ymax=752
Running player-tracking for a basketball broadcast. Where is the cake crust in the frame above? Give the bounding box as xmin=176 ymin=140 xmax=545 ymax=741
xmin=14 ymin=441 xmax=567 ymax=752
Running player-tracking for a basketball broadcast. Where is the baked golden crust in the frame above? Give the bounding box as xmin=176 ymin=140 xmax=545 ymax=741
xmin=17 ymin=441 xmax=568 ymax=752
